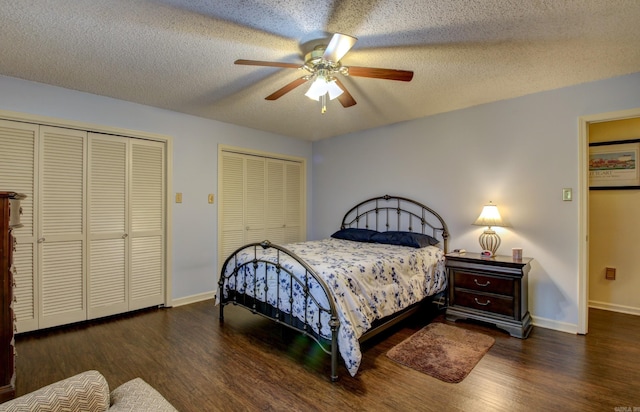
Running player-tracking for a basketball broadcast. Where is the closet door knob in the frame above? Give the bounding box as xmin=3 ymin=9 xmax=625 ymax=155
xmin=37 ymin=237 xmax=45 ymax=243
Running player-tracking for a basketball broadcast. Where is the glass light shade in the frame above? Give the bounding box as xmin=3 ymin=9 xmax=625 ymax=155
xmin=326 ymin=79 xmax=344 ymax=100
xmin=304 ymin=77 xmax=328 ymax=100
xmin=305 ymin=77 xmax=344 ymax=101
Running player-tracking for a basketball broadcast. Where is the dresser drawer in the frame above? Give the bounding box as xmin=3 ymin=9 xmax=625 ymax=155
xmin=453 ymin=271 xmax=514 ymax=296
xmin=453 ymin=289 xmax=514 ymax=317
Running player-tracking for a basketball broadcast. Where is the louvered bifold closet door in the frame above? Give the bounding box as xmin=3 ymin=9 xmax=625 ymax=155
xmin=87 ymin=134 xmax=128 ymax=319
xmin=265 ymin=159 xmax=285 ymax=244
xmin=219 ymin=148 xmax=305 ymax=288
xmin=220 ymin=152 xmax=245 ymax=262
xmin=129 ymin=139 xmax=165 ymax=311
xmin=283 ymin=161 xmax=303 ymax=243
xmin=244 ymin=156 xmax=266 ymax=243
xmin=38 ymin=126 xmax=86 ymax=329
xmin=0 ymin=120 xmax=38 ymax=332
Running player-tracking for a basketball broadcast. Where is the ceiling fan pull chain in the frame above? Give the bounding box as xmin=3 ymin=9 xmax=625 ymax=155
xmin=321 ymin=94 xmax=327 ymax=114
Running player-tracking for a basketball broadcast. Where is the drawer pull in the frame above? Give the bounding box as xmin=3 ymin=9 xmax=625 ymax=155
xmin=474 ymin=278 xmax=491 ymax=287
xmin=474 ymin=298 xmax=491 ymax=306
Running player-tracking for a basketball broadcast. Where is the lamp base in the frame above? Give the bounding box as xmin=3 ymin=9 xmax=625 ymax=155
xmin=479 ymin=228 xmax=501 ymax=256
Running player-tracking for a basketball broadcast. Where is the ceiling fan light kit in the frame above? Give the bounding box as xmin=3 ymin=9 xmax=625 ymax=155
xmin=235 ymin=32 xmax=414 ymax=114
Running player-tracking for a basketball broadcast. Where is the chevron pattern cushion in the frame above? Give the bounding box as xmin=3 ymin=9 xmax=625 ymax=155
xmin=109 ymin=378 xmax=177 ymax=412
xmin=0 ymin=371 xmax=178 ymax=412
xmin=0 ymin=370 xmax=109 ymax=412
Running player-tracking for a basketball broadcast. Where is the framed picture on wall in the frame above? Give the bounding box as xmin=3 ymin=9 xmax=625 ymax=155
xmin=589 ymin=141 xmax=640 ymax=189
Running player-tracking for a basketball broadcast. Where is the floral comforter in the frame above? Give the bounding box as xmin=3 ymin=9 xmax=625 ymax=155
xmin=218 ymin=237 xmax=447 ymax=376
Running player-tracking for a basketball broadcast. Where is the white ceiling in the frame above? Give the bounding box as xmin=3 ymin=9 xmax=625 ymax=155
xmin=2 ymin=1 xmax=640 ymax=141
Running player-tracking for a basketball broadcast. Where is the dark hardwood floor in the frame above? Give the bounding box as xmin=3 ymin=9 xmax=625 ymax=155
xmin=10 ymin=301 xmax=640 ymax=411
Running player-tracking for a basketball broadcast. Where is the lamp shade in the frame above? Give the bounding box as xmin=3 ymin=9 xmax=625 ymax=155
xmin=473 ymin=202 xmax=504 ymax=228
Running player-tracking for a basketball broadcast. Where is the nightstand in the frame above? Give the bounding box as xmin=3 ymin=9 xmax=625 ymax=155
xmin=445 ymin=252 xmax=533 ymax=338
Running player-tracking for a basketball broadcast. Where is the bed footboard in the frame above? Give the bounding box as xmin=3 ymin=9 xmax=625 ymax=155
xmin=218 ymin=240 xmax=341 ymax=381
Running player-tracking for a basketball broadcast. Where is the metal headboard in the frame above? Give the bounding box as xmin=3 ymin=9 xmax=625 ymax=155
xmin=340 ymin=194 xmax=449 ymax=253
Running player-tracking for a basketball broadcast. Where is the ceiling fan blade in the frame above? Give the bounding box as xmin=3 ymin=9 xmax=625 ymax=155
xmin=235 ymin=59 xmax=301 ymax=69
xmin=347 ymin=66 xmax=414 ymax=82
xmin=265 ymin=77 xmax=309 ymax=100
xmin=333 ymin=78 xmax=357 ymax=108
xmin=323 ymin=33 xmax=357 ymax=63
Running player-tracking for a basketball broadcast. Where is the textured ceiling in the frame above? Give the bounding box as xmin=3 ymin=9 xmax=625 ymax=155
xmin=2 ymin=1 xmax=640 ymax=141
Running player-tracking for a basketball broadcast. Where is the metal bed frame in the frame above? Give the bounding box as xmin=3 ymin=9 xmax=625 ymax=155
xmin=218 ymin=195 xmax=449 ymax=381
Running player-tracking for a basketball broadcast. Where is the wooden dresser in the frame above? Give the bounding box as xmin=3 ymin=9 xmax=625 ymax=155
xmin=445 ymin=252 xmax=533 ymax=339
xmin=0 ymin=192 xmax=25 ymax=402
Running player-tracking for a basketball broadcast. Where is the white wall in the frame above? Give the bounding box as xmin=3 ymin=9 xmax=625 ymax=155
xmin=4 ymin=72 xmax=640 ymax=331
xmin=312 ymin=72 xmax=640 ymax=333
xmin=0 ymin=75 xmax=313 ymax=303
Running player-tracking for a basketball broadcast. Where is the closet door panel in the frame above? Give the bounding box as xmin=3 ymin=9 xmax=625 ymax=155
xmin=220 ymin=153 xmax=245 ymax=260
xmin=284 ymin=161 xmax=303 ymax=243
xmin=265 ymin=159 xmax=285 ymax=244
xmin=130 ymin=236 xmax=163 ymax=306
xmin=87 ymin=134 xmax=128 ymax=318
xmin=89 ymin=239 xmax=125 ymax=312
xmin=245 ymin=157 xmax=266 ymax=243
xmin=0 ymin=120 xmax=38 ymax=332
xmin=38 ymin=126 xmax=86 ymax=329
xmin=40 ymin=241 xmax=83 ymax=322
xmin=129 ymin=140 xmax=165 ymax=310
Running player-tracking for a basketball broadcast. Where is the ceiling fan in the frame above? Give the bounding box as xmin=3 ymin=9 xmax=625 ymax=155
xmin=235 ymin=33 xmax=414 ymax=113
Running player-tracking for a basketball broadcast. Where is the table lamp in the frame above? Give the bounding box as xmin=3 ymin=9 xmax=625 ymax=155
xmin=473 ymin=201 xmax=505 ymax=256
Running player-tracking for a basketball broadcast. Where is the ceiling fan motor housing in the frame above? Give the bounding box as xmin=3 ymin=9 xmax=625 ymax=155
xmin=303 ymin=45 xmax=344 ymax=77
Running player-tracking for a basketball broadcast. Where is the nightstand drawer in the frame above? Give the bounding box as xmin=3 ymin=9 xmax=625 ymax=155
xmin=453 ymin=271 xmax=514 ymax=295
xmin=453 ymin=289 xmax=514 ymax=317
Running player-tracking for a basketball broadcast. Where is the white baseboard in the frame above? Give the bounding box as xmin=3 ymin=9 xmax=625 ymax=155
xmin=170 ymin=291 xmax=216 ymax=307
xmin=531 ymin=315 xmax=578 ymax=334
xmin=589 ymin=300 xmax=640 ymax=316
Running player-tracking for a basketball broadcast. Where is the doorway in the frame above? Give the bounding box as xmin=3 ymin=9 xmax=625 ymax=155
xmin=579 ymin=107 xmax=640 ymax=334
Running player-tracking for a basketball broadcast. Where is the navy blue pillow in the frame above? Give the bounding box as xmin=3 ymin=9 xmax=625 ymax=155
xmin=371 ymin=231 xmax=438 ymax=248
xmin=331 ymin=228 xmax=379 ymax=243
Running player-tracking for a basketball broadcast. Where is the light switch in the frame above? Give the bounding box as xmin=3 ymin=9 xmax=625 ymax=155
xmin=208 ymin=194 xmax=214 ymax=204
xmin=562 ymin=188 xmax=572 ymax=201
xmin=175 ymin=193 xmax=182 ymax=203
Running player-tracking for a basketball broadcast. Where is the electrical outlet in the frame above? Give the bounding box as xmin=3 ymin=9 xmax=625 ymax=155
xmin=605 ymin=267 xmax=616 ymax=280
xmin=175 ymin=193 xmax=182 ymax=203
